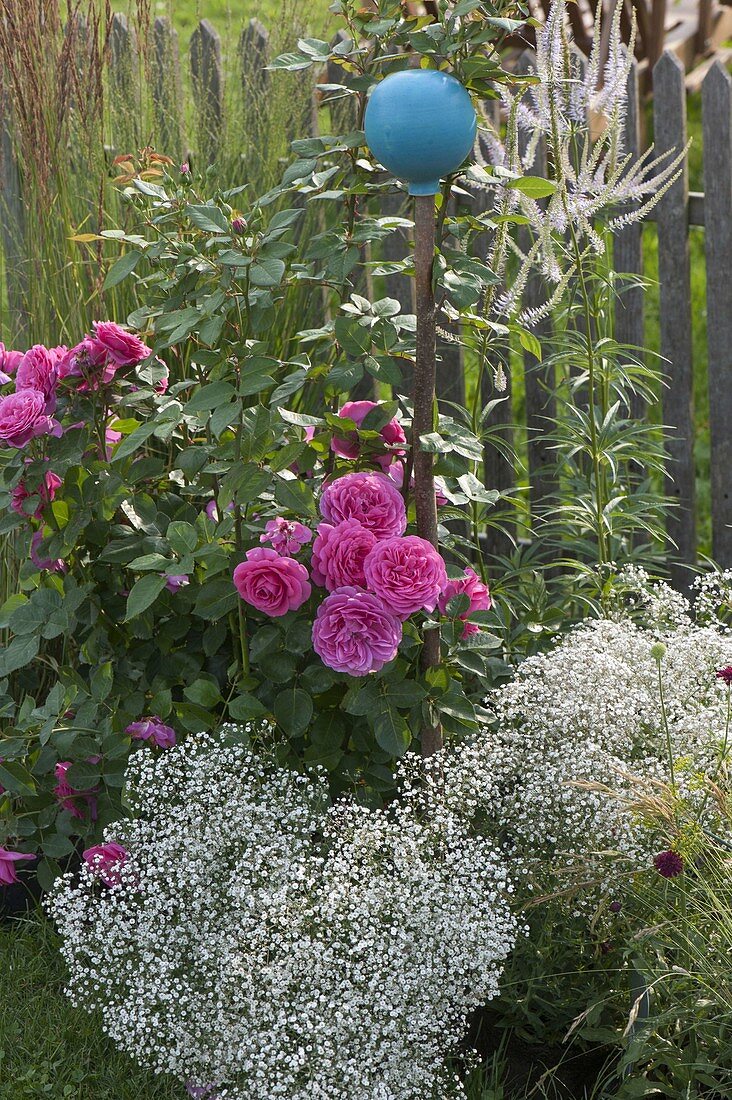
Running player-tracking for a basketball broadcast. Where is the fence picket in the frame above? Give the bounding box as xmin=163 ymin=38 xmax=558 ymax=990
xmin=702 ymin=61 xmax=732 ymax=568
xmin=109 ymin=13 xmax=140 ymax=152
xmin=516 ymin=50 xmax=556 ymax=520
xmin=240 ymin=19 xmax=270 ymax=166
xmin=614 ymin=57 xmax=645 ymax=424
xmin=654 ymin=51 xmax=697 ymax=585
xmin=190 ymin=20 xmax=224 ymax=166
xmin=152 ymin=17 xmax=184 ymax=162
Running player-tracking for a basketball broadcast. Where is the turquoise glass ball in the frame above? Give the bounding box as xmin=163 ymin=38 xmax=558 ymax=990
xmin=364 ymin=69 xmax=477 ymax=196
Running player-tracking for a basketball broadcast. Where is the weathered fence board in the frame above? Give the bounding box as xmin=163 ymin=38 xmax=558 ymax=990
xmin=190 ymin=19 xmax=223 ymax=165
xmin=702 ymin=61 xmax=732 ymax=567
xmin=654 ymin=50 xmax=697 ymax=586
xmin=614 ymin=56 xmax=645 ymax=427
xmin=152 ymin=17 xmax=184 ymax=162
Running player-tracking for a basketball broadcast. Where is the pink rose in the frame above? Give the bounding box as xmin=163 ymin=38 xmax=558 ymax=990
xmin=233 ymin=547 xmax=311 ymax=617
xmin=0 ymin=343 xmax=23 ymax=378
xmin=11 ymin=468 xmax=62 ymax=518
xmin=93 ymin=321 xmax=151 ymax=367
xmin=438 ymin=567 xmax=492 ymax=637
xmin=126 ymin=715 xmax=177 ymax=748
xmin=312 ymin=586 xmax=403 ymax=675
xmin=311 ymin=519 xmax=377 ymax=591
xmin=57 ymin=337 xmax=110 ymax=383
xmin=83 ymin=842 xmax=129 ymax=887
xmin=53 ymin=762 xmax=98 ymax=821
xmin=363 ymin=536 xmax=448 ymax=619
xmin=320 ymin=471 xmax=407 ymax=540
xmin=260 ymin=517 xmax=313 ymax=556
xmin=15 ymin=345 xmax=60 ymax=411
xmin=0 ymin=389 xmax=61 ymax=448
xmin=332 ymin=400 xmax=407 ymax=470
xmin=0 ymin=847 xmax=34 ymax=886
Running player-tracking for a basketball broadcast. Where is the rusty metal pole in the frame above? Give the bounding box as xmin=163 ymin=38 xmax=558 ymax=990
xmin=412 ymin=193 xmax=442 ymax=758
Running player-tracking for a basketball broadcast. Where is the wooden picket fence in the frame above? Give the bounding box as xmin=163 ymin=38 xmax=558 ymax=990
xmin=0 ymin=15 xmax=729 ymax=578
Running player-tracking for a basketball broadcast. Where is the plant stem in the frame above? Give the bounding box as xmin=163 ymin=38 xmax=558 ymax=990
xmin=413 ymin=193 xmax=442 ymax=758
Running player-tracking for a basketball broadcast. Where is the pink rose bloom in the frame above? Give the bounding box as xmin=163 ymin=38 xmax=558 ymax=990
xmin=126 ymin=715 xmax=177 ymax=749
xmin=0 ymin=389 xmax=61 ymax=448
xmin=0 ymin=847 xmax=34 ymax=886
xmin=16 ymin=345 xmax=60 ymax=411
xmin=163 ymin=573 xmax=189 ymax=593
xmin=53 ymin=762 xmax=98 ymax=821
xmin=260 ymin=517 xmax=312 ymax=556
xmin=0 ymin=343 xmax=23 ymax=378
xmin=438 ymin=567 xmax=492 ymax=637
xmin=332 ymin=400 xmax=407 ymax=470
xmin=312 ymin=586 xmax=403 ymax=675
xmin=30 ymin=529 xmax=66 ymax=573
xmin=11 ymin=469 xmax=62 ymax=518
xmin=233 ymin=547 xmax=311 ymax=617
xmin=320 ymin=471 xmax=407 ymax=540
xmin=83 ymin=842 xmax=129 ymax=887
xmin=311 ymin=519 xmax=377 ymax=591
xmin=57 ymin=336 xmax=110 ymax=383
xmin=93 ymin=321 xmax=151 ymax=367
xmin=363 ymin=536 xmax=448 ymax=620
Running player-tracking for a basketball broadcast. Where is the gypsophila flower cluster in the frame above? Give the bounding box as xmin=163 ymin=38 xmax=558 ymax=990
xmin=434 ymin=614 xmax=732 ymax=897
xmin=49 ymin=728 xmax=517 ymax=1099
xmin=691 ymin=569 xmax=732 ymax=629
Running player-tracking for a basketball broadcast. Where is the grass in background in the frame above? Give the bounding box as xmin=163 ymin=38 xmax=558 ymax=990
xmin=0 ymin=916 xmax=179 ymax=1100
xmin=158 ymin=0 xmax=332 ymax=38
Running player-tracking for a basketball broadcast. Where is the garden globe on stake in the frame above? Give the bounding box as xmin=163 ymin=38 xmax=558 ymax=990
xmin=365 ymin=70 xmax=477 ymax=756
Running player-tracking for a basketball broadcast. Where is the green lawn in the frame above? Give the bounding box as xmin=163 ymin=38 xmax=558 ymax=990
xmin=157 ymin=0 xmax=333 ymax=41
xmin=0 ymin=916 xmax=180 ymax=1099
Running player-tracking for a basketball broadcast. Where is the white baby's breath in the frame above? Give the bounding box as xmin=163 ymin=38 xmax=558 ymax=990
xmin=49 ymin=729 xmax=516 ymax=1099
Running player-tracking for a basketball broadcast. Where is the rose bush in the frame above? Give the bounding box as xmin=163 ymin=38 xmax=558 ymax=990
xmin=0 ymin=166 xmax=506 ymax=882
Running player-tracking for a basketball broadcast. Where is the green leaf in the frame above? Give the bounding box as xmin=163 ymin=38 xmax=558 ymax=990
xmin=383 ymin=681 xmax=427 ymax=708
xmin=194 ymin=578 xmax=238 ymax=620
xmin=103 ymin=249 xmax=142 ymax=290
xmin=228 ymin=692 xmax=268 ymax=721
xmin=112 ymin=420 xmax=160 ymax=462
xmin=249 ymin=256 xmax=286 ymax=287
xmin=65 ymin=761 xmax=102 ymax=791
xmin=91 ymin=661 xmax=114 ymax=702
xmin=268 ymin=51 xmax=313 ymax=71
xmin=0 ymin=759 xmax=36 ymax=797
xmin=0 ymin=634 xmax=40 ymax=676
xmin=274 ymin=687 xmax=313 ymax=736
xmin=184 ymin=678 xmax=223 ymax=708
xmin=184 ymin=381 xmax=236 ymax=414
xmin=274 ymin=476 xmax=317 ymax=516
xmin=186 ymin=204 xmax=230 ymax=234
xmin=167 ymin=520 xmax=198 ymax=556
xmin=9 ymin=590 xmax=62 ymax=636
xmin=42 ymin=834 xmax=76 ymax=859
xmin=373 ymin=708 xmax=411 ymax=757
xmin=507 ymin=176 xmax=557 ymax=199
xmin=124 ymin=574 xmax=167 ymax=620
xmin=518 ymin=327 xmax=543 ymax=361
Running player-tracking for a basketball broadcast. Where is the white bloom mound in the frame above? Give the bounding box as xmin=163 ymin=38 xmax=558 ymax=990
xmin=441 ymin=617 xmax=732 ymax=873
xmin=49 ymin=732 xmax=517 ymax=1100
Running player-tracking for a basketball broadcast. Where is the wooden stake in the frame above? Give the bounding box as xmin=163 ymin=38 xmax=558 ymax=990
xmin=412 ymin=193 xmax=442 ymax=758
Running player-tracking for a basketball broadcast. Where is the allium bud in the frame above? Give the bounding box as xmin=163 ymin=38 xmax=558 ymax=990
xmin=650 ymin=641 xmax=667 ymax=662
